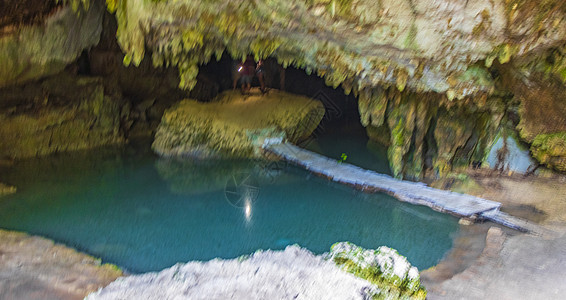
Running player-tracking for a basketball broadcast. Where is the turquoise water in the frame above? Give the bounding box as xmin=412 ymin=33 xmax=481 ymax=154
xmin=0 ymin=136 xmax=459 ymax=273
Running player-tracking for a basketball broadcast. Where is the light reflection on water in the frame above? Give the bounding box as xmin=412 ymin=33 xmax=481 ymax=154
xmin=0 ymin=139 xmax=459 ymax=273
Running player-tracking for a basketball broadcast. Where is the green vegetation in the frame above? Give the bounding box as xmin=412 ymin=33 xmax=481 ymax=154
xmin=328 ymin=242 xmax=426 ymax=300
xmin=531 ymin=132 xmax=566 ymax=172
xmin=0 ymin=73 xmax=125 ymax=159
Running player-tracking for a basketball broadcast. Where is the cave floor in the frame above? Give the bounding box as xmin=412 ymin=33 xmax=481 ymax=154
xmin=1 ymin=170 xmax=565 ymax=299
xmin=422 ymin=170 xmax=566 ymax=299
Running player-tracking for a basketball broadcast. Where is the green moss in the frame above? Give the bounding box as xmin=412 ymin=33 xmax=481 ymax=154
xmin=325 ymin=0 xmax=353 ymax=18
xmin=531 ymin=132 xmax=566 ymax=172
xmin=0 ymin=73 xmax=124 ymax=159
xmin=250 ymin=37 xmax=282 ymax=60
xmin=403 ymin=24 xmax=419 ymax=51
xmin=498 ymin=44 xmax=512 ymax=64
xmin=329 ymin=242 xmax=426 ymax=300
xmin=459 ymin=65 xmax=494 ymax=89
xmin=152 ymin=90 xmax=324 ymax=158
xmin=0 ymin=183 xmax=17 ymax=196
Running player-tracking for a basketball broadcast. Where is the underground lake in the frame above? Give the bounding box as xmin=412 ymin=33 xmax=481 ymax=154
xmin=0 ymin=127 xmax=459 ymax=274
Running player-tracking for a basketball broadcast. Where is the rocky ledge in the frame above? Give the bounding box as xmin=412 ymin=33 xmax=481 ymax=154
xmin=152 ymin=89 xmax=324 ymax=158
xmin=0 ymin=229 xmax=122 ymax=300
xmin=87 ymin=242 xmax=424 ymax=300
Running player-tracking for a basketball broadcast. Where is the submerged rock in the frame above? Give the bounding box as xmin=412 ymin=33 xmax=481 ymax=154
xmin=86 ymin=244 xmax=421 ymax=300
xmin=152 ymin=90 xmax=324 ymax=158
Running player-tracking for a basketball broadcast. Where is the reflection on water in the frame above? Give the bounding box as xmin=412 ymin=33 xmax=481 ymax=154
xmin=0 ymin=139 xmax=458 ymax=273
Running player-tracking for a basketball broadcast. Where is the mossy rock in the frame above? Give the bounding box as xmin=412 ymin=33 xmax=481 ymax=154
xmin=0 ymin=1 xmax=104 ymax=88
xmin=101 ymin=0 xmax=566 ymax=101
xmin=152 ymin=90 xmax=324 ymax=158
xmin=531 ymin=132 xmax=566 ymax=172
xmin=0 ymin=183 xmax=16 ymax=196
xmin=0 ymin=73 xmax=124 ymax=159
xmin=328 ymin=242 xmax=426 ymax=300
xmin=366 ymin=124 xmax=391 ymax=147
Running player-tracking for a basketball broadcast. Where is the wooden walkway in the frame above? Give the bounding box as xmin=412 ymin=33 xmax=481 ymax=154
xmin=263 ymin=143 xmax=545 ymax=234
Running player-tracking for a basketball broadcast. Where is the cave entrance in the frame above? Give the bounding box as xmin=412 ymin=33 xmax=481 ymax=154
xmin=195 ymin=53 xmax=360 ymax=125
xmin=195 ymin=55 xmax=389 ymax=174
xmin=282 ymin=67 xmax=388 ymax=170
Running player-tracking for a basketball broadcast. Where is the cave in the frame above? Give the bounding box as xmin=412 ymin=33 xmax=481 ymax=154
xmin=1 ymin=0 xmax=566 ymax=299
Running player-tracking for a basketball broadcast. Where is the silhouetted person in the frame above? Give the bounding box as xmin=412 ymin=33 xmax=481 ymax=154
xmin=232 ymin=60 xmax=241 ymax=90
xmin=239 ymin=56 xmax=255 ymax=94
xmin=256 ymin=59 xmax=266 ymax=93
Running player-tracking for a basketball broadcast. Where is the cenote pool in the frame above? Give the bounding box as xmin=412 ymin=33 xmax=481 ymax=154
xmin=0 ymin=128 xmax=459 ymax=274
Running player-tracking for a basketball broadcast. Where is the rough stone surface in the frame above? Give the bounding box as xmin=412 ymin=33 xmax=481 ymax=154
xmin=0 ymin=73 xmax=125 ymax=159
xmin=0 ymin=182 xmax=16 ymax=196
xmin=0 ymin=1 xmax=104 ymax=88
xmin=0 ymin=229 xmax=122 ymax=300
xmin=423 ymin=170 xmax=566 ymax=299
xmin=105 ymin=0 xmax=566 ymax=99
xmin=531 ymin=132 xmax=566 ymax=172
xmin=328 ymin=242 xmax=426 ymax=299
xmin=427 ymin=226 xmax=566 ymax=300
xmin=152 ymin=89 xmax=324 ymax=158
xmin=86 ymin=246 xmax=379 ymax=300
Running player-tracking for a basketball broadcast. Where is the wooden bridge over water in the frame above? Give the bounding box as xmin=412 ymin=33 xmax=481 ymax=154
xmin=263 ymin=142 xmax=545 ymax=234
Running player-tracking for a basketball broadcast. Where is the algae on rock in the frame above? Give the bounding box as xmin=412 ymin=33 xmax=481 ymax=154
xmin=152 ymin=90 xmax=324 ymax=158
xmin=531 ymin=132 xmax=566 ymax=172
xmin=0 ymin=73 xmax=126 ymax=159
xmin=328 ymin=241 xmax=426 ymax=300
xmin=358 ymin=87 xmax=505 ymax=179
xmin=0 ymin=0 xmax=104 ymax=88
xmin=100 ymin=0 xmax=566 ymax=102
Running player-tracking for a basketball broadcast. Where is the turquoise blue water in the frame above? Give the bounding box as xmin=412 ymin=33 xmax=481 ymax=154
xmin=0 ymin=135 xmax=459 ymax=273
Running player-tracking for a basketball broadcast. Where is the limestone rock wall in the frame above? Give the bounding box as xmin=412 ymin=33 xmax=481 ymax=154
xmin=1 ymin=0 xmax=565 ymax=175
xmin=0 ymin=0 xmax=104 ymax=88
xmin=95 ymin=0 xmax=565 ymax=100
xmin=93 ymin=0 xmax=566 ymax=175
xmin=0 ymin=73 xmax=126 ymax=159
xmin=360 ymin=88 xmax=504 ymax=179
xmin=499 ymin=53 xmax=566 ymax=173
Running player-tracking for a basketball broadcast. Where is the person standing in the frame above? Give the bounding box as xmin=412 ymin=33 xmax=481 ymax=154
xmin=256 ymin=59 xmax=266 ymax=93
xmin=239 ymin=56 xmax=255 ymax=94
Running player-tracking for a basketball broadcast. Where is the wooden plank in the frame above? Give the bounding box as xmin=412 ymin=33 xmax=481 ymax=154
xmin=263 ymin=142 xmax=552 ymax=234
xmin=265 ymin=143 xmax=500 ymax=218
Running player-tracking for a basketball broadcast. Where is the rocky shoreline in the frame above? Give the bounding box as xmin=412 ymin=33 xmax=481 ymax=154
xmin=0 ymin=229 xmax=121 ymax=300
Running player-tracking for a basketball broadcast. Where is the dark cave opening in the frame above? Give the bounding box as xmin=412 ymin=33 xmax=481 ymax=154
xmin=194 ymin=54 xmax=361 ymax=124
